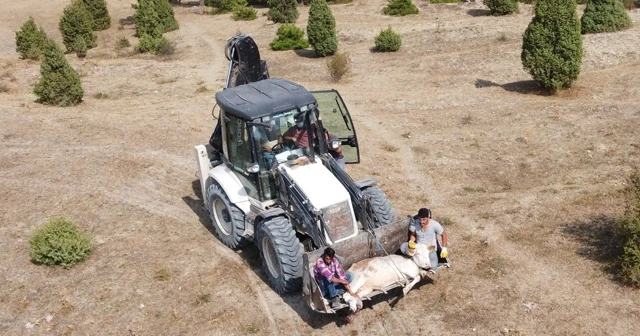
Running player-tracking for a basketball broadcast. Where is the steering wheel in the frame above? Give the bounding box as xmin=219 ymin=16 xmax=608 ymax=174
xmin=270 ymin=142 xmax=284 ymax=153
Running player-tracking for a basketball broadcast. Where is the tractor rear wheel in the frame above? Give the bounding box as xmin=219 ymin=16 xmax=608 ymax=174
xmin=362 ymin=186 xmax=396 ymax=228
xmin=206 ymin=183 xmax=248 ymax=249
xmin=255 ymin=217 xmax=303 ymax=294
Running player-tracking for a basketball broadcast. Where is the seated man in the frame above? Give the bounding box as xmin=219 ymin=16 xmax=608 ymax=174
xmin=281 ymin=113 xmax=309 ymax=149
xmin=314 ymin=247 xmax=356 ymax=309
xmin=253 ymin=125 xmax=278 ymax=167
xmin=400 ymin=208 xmax=449 ymax=273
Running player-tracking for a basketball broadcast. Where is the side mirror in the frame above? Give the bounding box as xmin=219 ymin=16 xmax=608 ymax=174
xmin=246 ymin=163 xmax=260 ymax=174
xmin=346 ymin=135 xmax=358 ymax=147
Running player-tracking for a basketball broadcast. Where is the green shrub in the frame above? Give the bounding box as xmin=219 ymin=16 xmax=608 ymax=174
xmin=617 ymin=169 xmax=640 ymax=287
xmin=138 ymin=34 xmax=172 ymax=55
xmin=521 ymin=0 xmax=582 ymax=91
xmin=307 ymin=0 xmax=337 ymax=57
xmin=383 ymin=0 xmax=419 ymax=16
xmin=485 ymin=0 xmax=519 ymax=15
xmin=59 ymin=0 xmax=97 ymax=53
xmin=29 ymin=217 xmax=91 ymax=268
xmin=207 ymin=0 xmax=237 ymax=14
xmin=581 ymin=0 xmax=632 ymax=34
xmin=621 ymin=0 xmax=639 ymax=9
xmin=155 ymin=0 xmax=179 ymax=33
xmin=326 ymin=51 xmax=350 ymax=82
xmin=270 ymin=24 xmax=309 ymax=50
xmin=117 ymin=37 xmax=131 ymax=48
xmin=267 ymin=0 xmax=299 ymax=23
xmin=232 ymin=6 xmax=257 ymax=20
xmin=232 ymin=0 xmax=258 ymax=20
xmin=430 ymin=0 xmax=460 ymax=3
xmin=34 ymin=38 xmax=84 ymax=106
xmin=374 ymin=26 xmax=401 ymax=52
xmin=73 ymin=36 xmax=88 ymax=58
xmin=134 ymin=0 xmax=161 ymax=37
xmin=81 ymin=0 xmax=111 ymax=30
xmin=15 ymin=17 xmax=47 ymax=60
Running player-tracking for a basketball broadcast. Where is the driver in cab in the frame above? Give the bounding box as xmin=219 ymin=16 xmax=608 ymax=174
xmin=280 ymin=113 xmax=309 ymax=149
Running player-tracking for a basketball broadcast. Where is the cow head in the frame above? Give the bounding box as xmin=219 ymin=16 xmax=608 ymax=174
xmin=411 ymin=243 xmax=432 ymax=269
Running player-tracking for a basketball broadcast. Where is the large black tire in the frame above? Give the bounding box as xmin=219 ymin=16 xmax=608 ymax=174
xmin=362 ymin=186 xmax=396 ymax=228
xmin=255 ymin=217 xmax=303 ymax=294
xmin=206 ymin=183 xmax=248 ymax=249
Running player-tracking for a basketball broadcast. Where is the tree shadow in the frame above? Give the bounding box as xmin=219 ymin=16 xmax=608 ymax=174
xmin=467 ymin=9 xmax=491 ymax=17
xmin=182 ymin=179 xmax=343 ymax=328
xmin=119 ymin=16 xmax=135 ymax=26
xmin=294 ymin=49 xmax=319 ymax=59
xmin=170 ymin=0 xmax=202 ymax=7
xmin=475 ymin=78 xmax=552 ymax=95
xmin=561 ymin=214 xmax=623 ymax=275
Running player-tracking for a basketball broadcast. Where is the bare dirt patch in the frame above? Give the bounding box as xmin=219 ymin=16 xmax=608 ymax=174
xmin=2 ymin=1 xmax=640 ymax=335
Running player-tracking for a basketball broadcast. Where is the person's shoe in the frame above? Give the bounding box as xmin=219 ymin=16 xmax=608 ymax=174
xmin=330 ymin=296 xmax=341 ymax=309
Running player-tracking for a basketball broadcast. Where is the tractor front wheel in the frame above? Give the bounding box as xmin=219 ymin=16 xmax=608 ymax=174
xmin=255 ymin=217 xmax=303 ymax=294
xmin=206 ymin=183 xmax=248 ymax=249
xmin=362 ymin=186 xmax=396 ymax=228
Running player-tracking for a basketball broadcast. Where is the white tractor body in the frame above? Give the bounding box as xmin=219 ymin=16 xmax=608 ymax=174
xmin=279 ymin=158 xmax=358 ymax=244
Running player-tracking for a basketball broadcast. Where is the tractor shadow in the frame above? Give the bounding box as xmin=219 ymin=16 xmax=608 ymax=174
xmin=475 ymin=78 xmax=553 ymax=95
xmin=182 ymin=179 xmax=341 ymax=328
xmin=561 ymin=214 xmax=623 ymax=276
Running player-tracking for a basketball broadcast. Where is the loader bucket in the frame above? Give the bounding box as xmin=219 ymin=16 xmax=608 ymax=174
xmin=302 ymin=217 xmax=410 ymax=313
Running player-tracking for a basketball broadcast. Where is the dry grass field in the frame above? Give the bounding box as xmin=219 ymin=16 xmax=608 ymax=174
xmin=2 ymin=0 xmax=640 ymax=335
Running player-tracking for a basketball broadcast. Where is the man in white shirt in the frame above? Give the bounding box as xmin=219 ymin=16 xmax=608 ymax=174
xmin=401 ymin=208 xmax=449 ymax=273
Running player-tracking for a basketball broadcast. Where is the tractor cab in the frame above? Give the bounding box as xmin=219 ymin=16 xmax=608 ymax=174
xmin=211 ymin=78 xmax=361 ymax=203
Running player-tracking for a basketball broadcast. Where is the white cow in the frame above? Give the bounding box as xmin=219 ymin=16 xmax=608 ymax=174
xmin=342 ymin=244 xmax=432 ymax=312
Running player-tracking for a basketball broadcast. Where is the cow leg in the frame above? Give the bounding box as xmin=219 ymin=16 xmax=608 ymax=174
xmin=402 ymin=275 xmax=422 ymax=295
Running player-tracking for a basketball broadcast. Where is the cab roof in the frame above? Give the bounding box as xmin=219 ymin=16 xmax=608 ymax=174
xmin=215 ymin=78 xmax=317 ymax=120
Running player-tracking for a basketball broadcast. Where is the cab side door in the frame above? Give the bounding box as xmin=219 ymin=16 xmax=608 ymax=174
xmin=310 ymin=90 xmax=360 ymax=164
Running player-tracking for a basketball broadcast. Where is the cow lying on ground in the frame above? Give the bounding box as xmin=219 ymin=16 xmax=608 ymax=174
xmin=341 ymin=243 xmax=432 ymax=312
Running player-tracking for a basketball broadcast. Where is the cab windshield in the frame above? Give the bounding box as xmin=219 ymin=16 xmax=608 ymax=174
xmin=251 ymin=109 xmax=316 ymax=170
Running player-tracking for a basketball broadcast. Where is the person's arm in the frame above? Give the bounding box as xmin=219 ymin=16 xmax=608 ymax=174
xmin=408 ymin=223 xmax=417 ymax=242
xmin=409 ymin=231 xmax=416 ymax=242
xmin=440 ymin=231 xmax=448 ymax=248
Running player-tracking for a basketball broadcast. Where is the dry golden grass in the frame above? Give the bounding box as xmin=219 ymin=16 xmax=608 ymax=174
xmin=1 ymin=1 xmax=640 ymax=335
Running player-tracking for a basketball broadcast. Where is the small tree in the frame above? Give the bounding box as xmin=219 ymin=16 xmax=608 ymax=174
xmin=155 ymin=0 xmax=179 ymax=33
xmin=326 ymin=51 xmax=350 ymax=82
xmin=59 ymin=0 xmax=97 ymax=53
xmin=307 ymin=0 xmax=337 ymax=57
xmin=34 ymin=38 xmax=84 ymax=106
xmin=134 ymin=0 xmax=161 ymax=38
xmin=73 ymin=36 xmax=88 ymax=58
xmin=581 ymin=0 xmax=632 ymax=34
xmin=138 ymin=33 xmax=171 ymax=54
xmin=374 ymin=26 xmax=401 ymax=52
xmin=617 ymin=169 xmax=640 ymax=287
xmin=485 ymin=0 xmax=519 ymax=15
xmin=232 ymin=0 xmax=258 ymax=20
xmin=15 ymin=17 xmax=47 ymax=60
xmin=521 ymin=0 xmax=583 ymax=91
xmin=267 ymin=0 xmax=299 ymax=23
xmin=383 ymin=0 xmax=419 ymax=16
xmin=270 ymin=24 xmax=309 ymax=50
xmin=30 ymin=217 xmax=91 ymax=268
xmin=82 ymin=0 xmax=112 ymax=30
